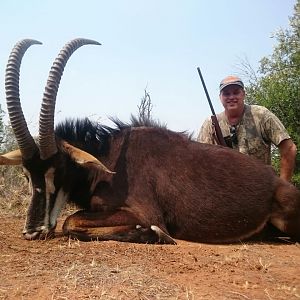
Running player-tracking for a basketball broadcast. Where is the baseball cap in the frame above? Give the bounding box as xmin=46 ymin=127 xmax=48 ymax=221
xmin=219 ymin=75 xmax=244 ymax=92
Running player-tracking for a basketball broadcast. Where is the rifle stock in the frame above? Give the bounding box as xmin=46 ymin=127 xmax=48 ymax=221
xmin=211 ymin=115 xmax=227 ymax=146
xmin=197 ymin=67 xmax=227 ymax=147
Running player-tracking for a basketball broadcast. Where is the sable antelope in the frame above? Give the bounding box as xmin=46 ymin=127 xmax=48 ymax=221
xmin=1 ymin=38 xmax=300 ymax=244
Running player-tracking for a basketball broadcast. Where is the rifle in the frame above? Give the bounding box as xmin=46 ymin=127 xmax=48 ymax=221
xmin=196 ymin=67 xmax=227 ymax=147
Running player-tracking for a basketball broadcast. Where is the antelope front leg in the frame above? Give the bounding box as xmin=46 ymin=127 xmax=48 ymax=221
xmin=62 ymin=209 xmax=176 ymax=244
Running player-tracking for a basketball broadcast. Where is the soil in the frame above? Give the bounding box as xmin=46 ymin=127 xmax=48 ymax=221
xmin=0 ymin=215 xmax=299 ymax=300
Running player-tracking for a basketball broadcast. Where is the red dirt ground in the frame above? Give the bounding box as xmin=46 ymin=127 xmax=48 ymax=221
xmin=0 ymin=214 xmax=299 ymax=300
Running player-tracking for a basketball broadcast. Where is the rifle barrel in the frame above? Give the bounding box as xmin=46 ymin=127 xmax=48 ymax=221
xmin=196 ymin=67 xmax=227 ymax=147
xmin=196 ymin=67 xmax=216 ymax=116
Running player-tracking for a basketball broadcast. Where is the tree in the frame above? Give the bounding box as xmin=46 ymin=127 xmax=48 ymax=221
xmin=0 ymin=104 xmax=18 ymax=153
xmin=243 ymin=0 xmax=300 ymax=186
xmin=0 ymin=105 xmax=4 ymax=150
xmin=133 ymin=88 xmax=165 ymax=128
xmin=137 ymin=89 xmax=153 ymax=123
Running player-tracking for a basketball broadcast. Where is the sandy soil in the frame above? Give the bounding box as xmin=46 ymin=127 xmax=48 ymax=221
xmin=0 ymin=214 xmax=299 ymax=300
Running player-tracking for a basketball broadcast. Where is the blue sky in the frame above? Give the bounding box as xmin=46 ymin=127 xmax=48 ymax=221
xmin=0 ymin=0 xmax=296 ymax=138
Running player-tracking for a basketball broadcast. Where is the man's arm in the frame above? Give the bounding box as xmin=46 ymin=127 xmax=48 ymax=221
xmin=278 ymin=139 xmax=297 ymax=182
xmin=261 ymin=109 xmax=297 ymax=182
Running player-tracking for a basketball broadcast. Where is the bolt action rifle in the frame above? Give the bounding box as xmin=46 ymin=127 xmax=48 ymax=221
xmin=196 ymin=67 xmax=227 ymax=147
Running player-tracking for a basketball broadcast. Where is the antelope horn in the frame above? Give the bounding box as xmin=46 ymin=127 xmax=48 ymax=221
xmin=5 ymin=39 xmax=42 ymax=160
xmin=39 ymin=38 xmax=101 ymax=160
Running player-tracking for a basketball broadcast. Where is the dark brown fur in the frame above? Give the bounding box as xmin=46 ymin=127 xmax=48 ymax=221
xmin=57 ymin=120 xmax=300 ymax=243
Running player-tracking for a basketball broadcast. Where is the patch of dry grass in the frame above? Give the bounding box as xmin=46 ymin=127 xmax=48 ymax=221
xmin=0 ymin=165 xmax=30 ymax=217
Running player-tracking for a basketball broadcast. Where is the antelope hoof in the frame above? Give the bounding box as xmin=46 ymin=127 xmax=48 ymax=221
xmin=150 ymin=225 xmax=177 ymax=244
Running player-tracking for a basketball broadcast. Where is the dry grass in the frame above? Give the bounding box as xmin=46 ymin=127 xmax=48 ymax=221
xmin=0 ymin=165 xmax=30 ymax=217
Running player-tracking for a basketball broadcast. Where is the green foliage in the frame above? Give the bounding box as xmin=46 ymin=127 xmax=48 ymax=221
xmin=0 ymin=102 xmax=19 ymax=153
xmin=244 ymin=1 xmax=300 ymax=187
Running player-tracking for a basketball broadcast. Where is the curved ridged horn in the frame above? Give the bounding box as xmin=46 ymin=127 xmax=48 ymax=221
xmin=5 ymin=39 xmax=42 ymax=160
xmin=39 ymin=38 xmax=101 ymax=160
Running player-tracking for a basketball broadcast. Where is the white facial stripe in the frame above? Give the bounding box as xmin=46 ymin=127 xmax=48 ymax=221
xmin=50 ymin=188 xmax=68 ymax=227
xmin=44 ymin=167 xmax=56 ymax=227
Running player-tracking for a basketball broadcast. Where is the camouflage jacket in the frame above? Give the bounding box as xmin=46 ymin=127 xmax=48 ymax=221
xmin=197 ymin=104 xmax=291 ymax=164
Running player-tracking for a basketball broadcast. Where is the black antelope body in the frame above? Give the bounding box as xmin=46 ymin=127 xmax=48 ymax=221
xmin=1 ymin=38 xmax=300 ymax=244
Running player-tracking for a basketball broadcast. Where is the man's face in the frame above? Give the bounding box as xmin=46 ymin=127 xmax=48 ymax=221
xmin=219 ymin=85 xmax=245 ymax=112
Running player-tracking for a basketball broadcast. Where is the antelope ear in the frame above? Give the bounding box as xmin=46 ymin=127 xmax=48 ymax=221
xmin=0 ymin=149 xmax=23 ymax=165
xmin=61 ymin=141 xmax=115 ymax=174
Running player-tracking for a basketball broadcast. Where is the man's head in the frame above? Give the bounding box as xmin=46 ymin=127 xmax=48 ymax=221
xmin=219 ymin=75 xmax=245 ymax=115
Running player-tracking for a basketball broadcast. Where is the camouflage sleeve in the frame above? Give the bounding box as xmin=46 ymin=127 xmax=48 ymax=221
xmin=197 ymin=118 xmax=215 ymax=144
xmin=262 ymin=110 xmax=291 ymax=146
